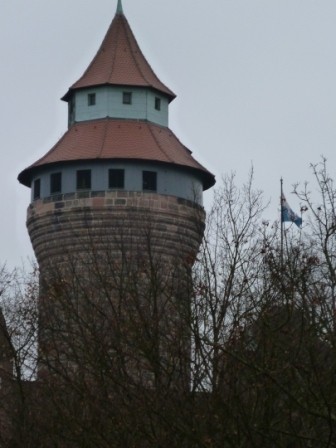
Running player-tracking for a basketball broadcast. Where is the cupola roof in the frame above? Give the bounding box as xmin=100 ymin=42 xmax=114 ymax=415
xmin=62 ymin=3 xmax=175 ymax=102
xmin=18 ymin=119 xmax=215 ymax=190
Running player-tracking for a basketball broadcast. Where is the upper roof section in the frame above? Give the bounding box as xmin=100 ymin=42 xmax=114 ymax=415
xmin=18 ymin=1 xmax=216 ymax=192
xmin=18 ymin=119 xmax=215 ymax=190
xmin=62 ymin=2 xmax=176 ymax=103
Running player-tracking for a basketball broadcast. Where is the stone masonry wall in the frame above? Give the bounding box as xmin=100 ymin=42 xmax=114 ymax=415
xmin=27 ymin=191 xmax=205 ymax=272
xmin=27 ymin=191 xmax=205 ymax=387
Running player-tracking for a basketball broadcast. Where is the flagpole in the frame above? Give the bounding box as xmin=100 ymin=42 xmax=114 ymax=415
xmin=280 ymin=177 xmax=284 ymax=269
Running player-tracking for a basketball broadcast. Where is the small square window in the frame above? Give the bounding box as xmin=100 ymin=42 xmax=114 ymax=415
xmin=50 ymin=172 xmax=62 ymax=195
xmin=109 ymin=169 xmax=125 ymax=189
xmin=88 ymin=93 xmax=96 ymax=106
xmin=155 ymin=97 xmax=161 ymax=111
xmin=123 ymin=92 xmax=132 ymax=105
xmin=143 ymin=171 xmax=157 ymax=192
xmin=77 ymin=170 xmax=91 ymax=190
xmin=33 ymin=178 xmax=41 ymax=200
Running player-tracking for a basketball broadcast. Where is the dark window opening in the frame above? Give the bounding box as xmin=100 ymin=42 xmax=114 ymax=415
xmin=109 ymin=169 xmax=125 ymax=189
xmin=123 ymin=92 xmax=132 ymax=105
xmin=155 ymin=97 xmax=161 ymax=111
xmin=50 ymin=172 xmax=62 ymax=195
xmin=33 ymin=179 xmax=41 ymax=200
xmin=88 ymin=93 xmax=96 ymax=106
xmin=77 ymin=170 xmax=91 ymax=190
xmin=68 ymin=96 xmax=76 ymax=125
xmin=143 ymin=171 xmax=157 ymax=192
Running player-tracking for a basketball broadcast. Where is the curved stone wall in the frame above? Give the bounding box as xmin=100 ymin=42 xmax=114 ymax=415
xmin=27 ymin=191 xmax=205 ymax=274
xmin=28 ymin=191 xmax=205 ymax=387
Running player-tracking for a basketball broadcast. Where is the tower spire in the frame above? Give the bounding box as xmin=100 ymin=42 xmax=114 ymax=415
xmin=116 ymin=0 xmax=123 ymax=15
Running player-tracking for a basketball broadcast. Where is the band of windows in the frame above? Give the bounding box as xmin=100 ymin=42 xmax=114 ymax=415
xmin=33 ymin=169 xmax=158 ymax=200
xmin=85 ymin=91 xmax=162 ymax=109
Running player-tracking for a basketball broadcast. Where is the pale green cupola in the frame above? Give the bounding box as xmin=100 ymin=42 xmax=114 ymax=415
xmin=62 ymin=0 xmax=175 ymax=128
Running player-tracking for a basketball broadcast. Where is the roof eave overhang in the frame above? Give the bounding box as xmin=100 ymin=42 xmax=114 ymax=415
xmin=61 ymin=84 xmax=176 ymax=103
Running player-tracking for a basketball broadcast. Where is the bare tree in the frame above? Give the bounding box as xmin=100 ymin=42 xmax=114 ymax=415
xmin=190 ymin=165 xmax=336 ymax=447
xmin=192 ymin=170 xmax=266 ymax=392
xmin=2 ymin=166 xmax=336 ymax=446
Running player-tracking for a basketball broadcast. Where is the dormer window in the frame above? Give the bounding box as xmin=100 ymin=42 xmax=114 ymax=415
xmin=155 ymin=97 xmax=161 ymax=111
xmin=123 ymin=92 xmax=132 ymax=105
xmin=88 ymin=93 xmax=96 ymax=106
xmin=77 ymin=170 xmax=91 ymax=190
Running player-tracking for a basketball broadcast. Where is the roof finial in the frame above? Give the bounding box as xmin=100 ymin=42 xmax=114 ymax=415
xmin=117 ymin=0 xmax=123 ymax=14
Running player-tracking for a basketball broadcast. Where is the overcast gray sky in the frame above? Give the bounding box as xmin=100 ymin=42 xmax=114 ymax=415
xmin=1 ymin=0 xmax=336 ymax=268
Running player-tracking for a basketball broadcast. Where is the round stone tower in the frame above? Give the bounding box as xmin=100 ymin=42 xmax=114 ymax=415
xmin=18 ymin=1 xmax=215 ymax=386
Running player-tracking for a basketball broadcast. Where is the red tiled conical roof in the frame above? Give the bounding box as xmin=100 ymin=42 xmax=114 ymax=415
xmin=18 ymin=119 xmax=215 ymax=190
xmin=62 ymin=10 xmax=175 ymax=102
xmin=18 ymin=4 xmax=215 ymax=191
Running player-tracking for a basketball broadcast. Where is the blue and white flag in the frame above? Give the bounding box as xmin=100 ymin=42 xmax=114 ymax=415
xmin=281 ymin=195 xmax=302 ymax=228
